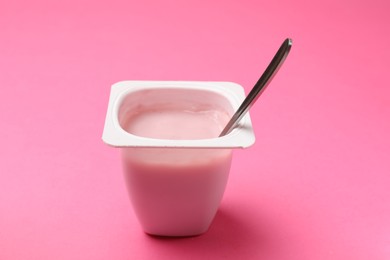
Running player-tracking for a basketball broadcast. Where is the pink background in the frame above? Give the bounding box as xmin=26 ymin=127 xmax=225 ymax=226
xmin=1 ymin=0 xmax=389 ymax=259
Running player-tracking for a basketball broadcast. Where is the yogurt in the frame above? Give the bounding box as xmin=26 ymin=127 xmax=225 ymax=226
xmin=102 ymin=81 xmax=255 ymax=236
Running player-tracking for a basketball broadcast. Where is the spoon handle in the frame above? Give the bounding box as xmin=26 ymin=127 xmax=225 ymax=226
xmin=219 ymin=38 xmax=292 ymax=137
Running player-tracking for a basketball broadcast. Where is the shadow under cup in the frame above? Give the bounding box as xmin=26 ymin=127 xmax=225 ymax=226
xmin=102 ymin=81 xmax=255 ymax=237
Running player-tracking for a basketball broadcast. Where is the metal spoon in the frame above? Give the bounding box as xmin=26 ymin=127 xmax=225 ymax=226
xmin=219 ymin=38 xmax=293 ymax=137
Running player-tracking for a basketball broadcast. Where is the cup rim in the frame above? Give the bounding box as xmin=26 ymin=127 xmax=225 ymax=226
xmin=102 ymin=80 xmax=255 ymax=148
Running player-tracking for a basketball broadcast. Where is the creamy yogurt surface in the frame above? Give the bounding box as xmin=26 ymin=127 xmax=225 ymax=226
xmin=121 ymin=104 xmax=230 ymax=140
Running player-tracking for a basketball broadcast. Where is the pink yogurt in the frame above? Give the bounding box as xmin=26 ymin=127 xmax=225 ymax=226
xmin=102 ymin=81 xmax=255 ymax=237
xmin=119 ymin=88 xmax=233 ymax=236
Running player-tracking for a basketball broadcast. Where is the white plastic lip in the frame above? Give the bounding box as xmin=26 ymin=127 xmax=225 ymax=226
xmin=102 ymin=81 xmax=255 ymax=149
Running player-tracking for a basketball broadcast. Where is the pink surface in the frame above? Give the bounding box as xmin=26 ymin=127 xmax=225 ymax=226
xmin=1 ymin=0 xmax=389 ymax=259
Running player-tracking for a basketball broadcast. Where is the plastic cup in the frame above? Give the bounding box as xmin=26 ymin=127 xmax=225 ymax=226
xmin=102 ymin=81 xmax=255 ymax=236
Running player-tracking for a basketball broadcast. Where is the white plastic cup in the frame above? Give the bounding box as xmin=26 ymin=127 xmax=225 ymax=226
xmin=102 ymin=81 xmax=255 ymax=236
